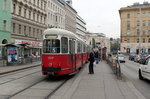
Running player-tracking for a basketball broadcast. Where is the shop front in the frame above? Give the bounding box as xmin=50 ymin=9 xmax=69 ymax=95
xmin=15 ymin=40 xmax=42 ymax=63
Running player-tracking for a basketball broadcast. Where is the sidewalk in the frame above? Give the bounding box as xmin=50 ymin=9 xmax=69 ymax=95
xmin=0 ymin=61 xmax=41 ymax=74
xmin=51 ymin=61 xmax=146 ymax=99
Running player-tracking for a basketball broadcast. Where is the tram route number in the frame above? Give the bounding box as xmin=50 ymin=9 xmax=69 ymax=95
xmin=48 ymin=57 xmax=54 ymax=59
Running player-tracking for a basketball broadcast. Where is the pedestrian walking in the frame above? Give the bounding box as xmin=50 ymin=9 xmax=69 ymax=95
xmin=88 ymin=51 xmax=95 ymax=74
xmin=94 ymin=51 xmax=99 ymax=64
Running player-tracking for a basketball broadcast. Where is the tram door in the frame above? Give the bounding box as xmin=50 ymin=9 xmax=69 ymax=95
xmin=69 ymin=39 xmax=76 ymax=72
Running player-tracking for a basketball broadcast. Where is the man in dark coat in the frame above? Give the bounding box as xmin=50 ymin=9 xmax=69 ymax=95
xmin=88 ymin=51 xmax=95 ymax=74
xmin=94 ymin=51 xmax=99 ymax=64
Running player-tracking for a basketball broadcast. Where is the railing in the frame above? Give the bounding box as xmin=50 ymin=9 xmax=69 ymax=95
xmin=106 ymin=54 xmax=122 ymax=79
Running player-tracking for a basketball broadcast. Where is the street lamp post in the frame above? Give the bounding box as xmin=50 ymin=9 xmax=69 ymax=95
xmin=138 ymin=7 xmax=142 ymax=54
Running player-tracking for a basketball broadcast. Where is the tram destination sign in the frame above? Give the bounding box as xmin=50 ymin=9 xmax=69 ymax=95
xmin=45 ymin=35 xmax=58 ymax=39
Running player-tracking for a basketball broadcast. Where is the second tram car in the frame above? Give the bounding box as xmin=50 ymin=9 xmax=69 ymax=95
xmin=42 ymin=28 xmax=91 ymax=76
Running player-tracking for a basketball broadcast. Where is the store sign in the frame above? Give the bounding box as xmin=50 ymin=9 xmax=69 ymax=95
xmin=15 ymin=40 xmax=42 ymax=47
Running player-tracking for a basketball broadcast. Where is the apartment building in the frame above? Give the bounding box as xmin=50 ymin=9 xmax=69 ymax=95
xmin=119 ymin=2 xmax=150 ymax=54
xmin=0 ymin=0 xmax=11 ymax=58
xmin=47 ymin=0 xmax=65 ymax=29
xmin=65 ymin=0 xmax=77 ymax=33
xmin=76 ymin=15 xmax=86 ymax=39
xmin=10 ymin=0 xmax=47 ymax=59
xmin=11 ymin=0 xmax=47 ymax=44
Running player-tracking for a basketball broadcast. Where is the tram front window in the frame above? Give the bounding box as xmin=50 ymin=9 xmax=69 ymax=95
xmin=43 ymin=39 xmax=60 ymax=53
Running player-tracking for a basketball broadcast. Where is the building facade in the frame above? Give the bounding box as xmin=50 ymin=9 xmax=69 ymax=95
xmin=11 ymin=0 xmax=47 ymax=58
xmin=85 ymin=32 xmax=110 ymax=53
xmin=47 ymin=0 xmax=65 ymax=29
xmin=0 ymin=0 xmax=11 ymax=59
xmin=76 ymin=15 xmax=86 ymax=39
xmin=65 ymin=2 xmax=77 ymax=33
xmin=119 ymin=2 xmax=150 ymax=54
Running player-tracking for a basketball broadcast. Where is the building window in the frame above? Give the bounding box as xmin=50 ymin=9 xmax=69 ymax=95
xmin=44 ymin=2 xmax=46 ymax=10
xmin=142 ymin=30 xmax=146 ymax=35
xmin=127 ymin=21 xmax=130 ymax=30
xmin=137 ymin=38 xmax=139 ymax=43
xmin=137 ymin=13 xmax=140 ymax=18
xmin=33 ymin=12 xmax=35 ymax=20
xmin=143 ymin=38 xmax=145 ymax=43
xmin=3 ymin=20 xmax=6 ymax=31
xmin=148 ymin=38 xmax=150 ymax=43
xmin=44 ymin=17 xmax=46 ymax=24
xmin=33 ymin=0 xmax=35 ymax=4
xmin=37 ymin=29 xmax=39 ymax=39
xmin=148 ymin=30 xmax=150 ymax=35
xmin=41 ymin=16 xmax=42 ymax=23
xmin=41 ymin=1 xmax=43 ymax=9
xmin=29 ymin=11 xmax=31 ymax=19
xmin=13 ymin=4 xmax=16 ymax=14
xmin=19 ymin=24 xmax=21 ymax=34
xmin=137 ymin=29 xmax=140 ymax=35
xmin=24 ymin=8 xmax=26 ymax=18
xmin=56 ymin=16 xmax=57 ymax=22
xmin=13 ymin=23 xmax=15 ymax=33
xmin=137 ymin=20 xmax=140 ymax=26
xmin=37 ymin=14 xmax=39 ymax=22
xmin=24 ymin=26 xmax=26 ymax=36
xmin=19 ymin=6 xmax=22 ymax=16
xmin=142 ymin=20 xmax=146 ymax=26
xmin=127 ymin=13 xmax=130 ymax=18
xmin=148 ymin=20 xmax=150 ymax=26
xmin=33 ymin=28 xmax=35 ymax=37
xmin=127 ymin=39 xmax=129 ymax=43
xmin=29 ymin=27 xmax=31 ymax=36
xmin=3 ymin=0 xmax=7 ymax=11
xmin=37 ymin=0 xmax=39 ymax=7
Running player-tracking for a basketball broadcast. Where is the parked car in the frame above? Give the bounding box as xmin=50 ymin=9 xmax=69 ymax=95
xmin=129 ymin=53 xmax=136 ymax=61
xmin=134 ymin=54 xmax=140 ymax=63
xmin=139 ymin=57 xmax=150 ymax=80
xmin=139 ymin=54 xmax=150 ymax=64
xmin=117 ymin=54 xmax=126 ymax=63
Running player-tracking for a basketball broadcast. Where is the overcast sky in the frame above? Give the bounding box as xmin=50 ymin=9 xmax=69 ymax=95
xmin=72 ymin=0 xmax=149 ymax=38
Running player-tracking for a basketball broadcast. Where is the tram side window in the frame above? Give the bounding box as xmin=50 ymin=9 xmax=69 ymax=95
xmin=77 ymin=41 xmax=81 ymax=53
xmin=43 ymin=39 xmax=60 ymax=53
xmin=69 ymin=40 xmax=75 ymax=54
xmin=61 ymin=37 xmax=68 ymax=53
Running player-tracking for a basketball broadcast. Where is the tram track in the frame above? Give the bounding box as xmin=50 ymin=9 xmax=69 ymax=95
xmin=6 ymin=76 xmax=71 ymax=99
xmin=45 ymin=77 xmax=70 ymax=99
xmin=6 ymin=77 xmax=46 ymax=99
xmin=0 ymin=70 xmax=40 ymax=85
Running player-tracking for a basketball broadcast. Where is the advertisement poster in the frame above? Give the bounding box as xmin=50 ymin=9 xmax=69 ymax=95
xmin=7 ymin=47 xmax=17 ymax=63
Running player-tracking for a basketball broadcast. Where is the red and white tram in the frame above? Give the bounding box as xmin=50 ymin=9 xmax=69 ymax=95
xmin=42 ymin=28 xmax=91 ymax=76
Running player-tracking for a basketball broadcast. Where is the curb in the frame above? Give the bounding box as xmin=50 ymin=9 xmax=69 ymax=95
xmin=0 ymin=64 xmax=41 ymax=75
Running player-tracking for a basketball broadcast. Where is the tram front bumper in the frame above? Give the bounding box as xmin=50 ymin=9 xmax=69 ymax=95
xmin=42 ymin=67 xmax=61 ymax=71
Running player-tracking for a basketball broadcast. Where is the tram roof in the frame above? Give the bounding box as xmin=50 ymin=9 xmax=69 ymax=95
xmin=43 ymin=28 xmax=84 ymax=42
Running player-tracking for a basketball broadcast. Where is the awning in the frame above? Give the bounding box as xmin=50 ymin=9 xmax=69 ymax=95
xmin=5 ymin=44 xmax=22 ymax=47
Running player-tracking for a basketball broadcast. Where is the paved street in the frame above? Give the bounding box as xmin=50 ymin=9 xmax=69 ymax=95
xmin=0 ymin=60 xmax=149 ymax=99
xmin=50 ymin=61 xmax=146 ymax=99
xmin=121 ymin=59 xmax=150 ymax=99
